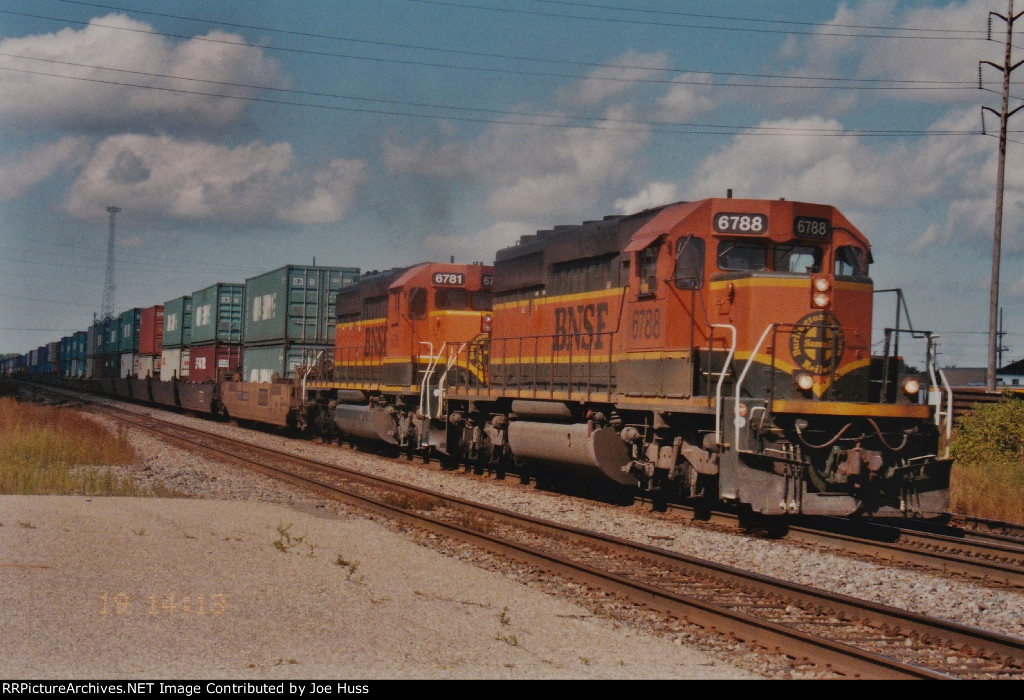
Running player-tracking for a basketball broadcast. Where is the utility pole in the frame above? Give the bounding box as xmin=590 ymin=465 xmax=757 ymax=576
xmin=101 ymin=205 xmax=121 ymax=321
xmin=980 ymin=0 xmax=1023 ymax=392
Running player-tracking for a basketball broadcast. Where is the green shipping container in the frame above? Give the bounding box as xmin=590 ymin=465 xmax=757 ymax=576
xmin=119 ymin=308 xmax=142 ymax=353
xmin=242 ymin=344 xmax=334 ymax=383
xmin=163 ymin=296 xmax=193 ymax=349
xmin=191 ymin=283 xmax=244 ymax=345
xmin=243 ymin=265 xmax=359 ymax=346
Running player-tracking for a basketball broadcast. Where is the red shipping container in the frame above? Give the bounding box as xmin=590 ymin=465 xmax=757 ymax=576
xmin=139 ymin=305 xmax=165 ymax=356
xmin=188 ymin=343 xmax=243 ymax=382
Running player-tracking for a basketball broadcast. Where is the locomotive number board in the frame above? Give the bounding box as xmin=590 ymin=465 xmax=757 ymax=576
xmin=433 ymin=272 xmax=466 ymax=286
xmin=793 ymin=216 xmax=832 ymax=240
xmin=713 ymin=213 xmax=767 ymax=234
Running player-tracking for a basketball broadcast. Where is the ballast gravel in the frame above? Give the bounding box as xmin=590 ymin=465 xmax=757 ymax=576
xmin=98 ymin=400 xmax=1024 ymax=642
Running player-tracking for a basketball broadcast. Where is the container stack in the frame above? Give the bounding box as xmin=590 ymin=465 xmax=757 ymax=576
xmin=160 ymin=296 xmax=192 ymax=381
xmin=101 ymin=316 xmax=120 ymax=378
xmin=118 ymin=308 xmax=141 ymax=378
xmin=59 ymin=336 xmax=72 ymax=378
xmin=242 ymin=265 xmax=359 ymax=383
xmin=136 ymin=305 xmax=163 ymax=379
xmin=189 ymin=283 xmax=244 ymax=382
xmin=72 ymin=330 xmax=88 ymax=378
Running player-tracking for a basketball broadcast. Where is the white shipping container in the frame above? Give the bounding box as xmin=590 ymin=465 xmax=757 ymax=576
xmin=159 ymin=348 xmax=190 ymax=380
xmin=135 ymin=355 xmax=159 ymax=379
xmin=120 ymin=353 xmax=136 ymax=379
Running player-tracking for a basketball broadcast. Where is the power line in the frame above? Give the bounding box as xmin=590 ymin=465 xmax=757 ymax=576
xmin=403 ymin=0 xmax=991 ymax=41
xmin=40 ymin=0 xmax=983 ymax=86
xmin=0 ymin=9 xmax=989 ymax=92
xmin=0 ymin=62 xmax=990 ymax=138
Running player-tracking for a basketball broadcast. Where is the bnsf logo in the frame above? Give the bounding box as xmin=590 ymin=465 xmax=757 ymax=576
xmin=552 ymin=302 xmax=609 ymax=352
xmin=363 ymin=325 xmax=386 ymax=357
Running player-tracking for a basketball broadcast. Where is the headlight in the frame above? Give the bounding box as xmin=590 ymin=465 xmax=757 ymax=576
xmin=812 ymin=292 xmax=830 ymax=308
xmin=903 ymin=378 xmax=920 ymax=395
xmin=796 ymin=373 xmax=814 ymax=391
xmin=813 ymin=277 xmax=831 ymax=292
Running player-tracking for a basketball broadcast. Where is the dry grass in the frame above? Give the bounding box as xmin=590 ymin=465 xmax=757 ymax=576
xmin=0 ymin=397 xmax=143 ymax=496
xmin=949 ymin=397 xmax=1024 ymax=522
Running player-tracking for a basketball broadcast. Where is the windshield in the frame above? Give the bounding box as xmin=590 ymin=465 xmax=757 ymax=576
xmin=774 ymin=243 xmax=822 ymax=274
xmin=717 ymin=240 xmax=767 ymax=271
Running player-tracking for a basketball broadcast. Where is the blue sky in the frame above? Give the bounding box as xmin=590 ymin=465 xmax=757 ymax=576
xmin=1 ymin=0 xmax=1022 ymax=368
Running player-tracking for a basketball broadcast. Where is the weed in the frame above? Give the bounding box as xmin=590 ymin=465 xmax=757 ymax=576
xmin=132 ymin=527 xmax=145 ymax=536
xmin=579 ymin=656 xmax=590 ymax=665
xmin=17 ymin=521 xmax=35 ymax=529
xmin=0 ymin=397 xmax=139 ymax=496
xmin=497 ymin=633 xmax=519 ymax=647
xmin=334 ymin=554 xmax=361 ymax=581
xmin=950 ymin=398 xmax=1024 ymax=522
xmin=498 ymin=606 xmax=511 ymax=626
xmin=272 ymin=523 xmax=306 ymax=553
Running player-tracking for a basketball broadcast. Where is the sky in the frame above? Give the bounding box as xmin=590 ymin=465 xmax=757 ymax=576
xmin=1 ymin=0 xmax=1022 ymax=368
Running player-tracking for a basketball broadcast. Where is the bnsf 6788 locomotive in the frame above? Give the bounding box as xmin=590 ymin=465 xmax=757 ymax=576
xmin=420 ymin=197 xmax=951 ymax=518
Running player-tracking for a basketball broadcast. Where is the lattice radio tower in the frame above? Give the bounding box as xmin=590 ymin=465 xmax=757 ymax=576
xmin=101 ymin=205 xmax=121 ymax=320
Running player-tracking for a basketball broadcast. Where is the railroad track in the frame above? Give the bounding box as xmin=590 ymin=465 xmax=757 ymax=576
xmin=662 ymin=504 xmax=1024 ymax=590
xmin=84 ymin=399 xmax=1024 ymax=679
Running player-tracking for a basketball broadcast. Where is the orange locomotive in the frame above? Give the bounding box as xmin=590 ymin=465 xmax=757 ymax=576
xmin=325 ymin=261 xmax=493 ymax=454
xmin=434 ymin=198 xmax=952 ymax=518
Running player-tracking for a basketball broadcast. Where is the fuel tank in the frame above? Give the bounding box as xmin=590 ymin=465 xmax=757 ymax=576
xmin=335 ymin=403 xmax=399 ymax=444
xmin=507 ymin=421 xmax=634 ymax=486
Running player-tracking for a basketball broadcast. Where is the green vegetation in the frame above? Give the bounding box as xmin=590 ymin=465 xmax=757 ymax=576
xmin=0 ymin=397 xmax=142 ymax=496
xmin=950 ymin=396 xmax=1024 ymax=522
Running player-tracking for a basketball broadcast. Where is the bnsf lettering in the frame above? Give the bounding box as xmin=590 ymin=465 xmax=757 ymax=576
xmin=363 ymin=325 xmax=387 ymax=357
xmin=552 ymin=302 xmax=609 ymax=352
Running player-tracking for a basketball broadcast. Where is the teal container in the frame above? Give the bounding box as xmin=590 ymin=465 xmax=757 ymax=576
xmin=190 ymin=283 xmax=244 ymax=345
xmin=242 ymin=344 xmax=334 ymax=383
xmin=243 ymin=265 xmax=358 ymax=346
xmin=163 ymin=296 xmax=193 ymax=349
xmin=101 ymin=317 xmax=121 ymax=355
xmin=119 ymin=308 xmax=142 ymax=353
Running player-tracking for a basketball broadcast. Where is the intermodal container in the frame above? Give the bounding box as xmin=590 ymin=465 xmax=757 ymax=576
xmin=242 ymin=343 xmax=334 ymax=383
xmin=73 ymin=331 xmax=88 ymax=363
xmin=139 ymin=305 xmax=164 ymax=355
xmin=87 ymin=322 xmax=101 ymax=358
xmin=60 ymin=336 xmax=72 ymax=375
xmin=190 ymin=283 xmax=244 ymax=345
xmin=243 ymin=265 xmax=358 ymax=346
xmin=135 ymin=354 xmax=160 ymax=379
xmin=119 ymin=353 xmax=136 ymax=379
xmin=163 ymin=296 xmax=193 ymax=349
xmin=189 ymin=343 xmax=242 ymax=382
xmin=159 ymin=347 xmax=190 ymax=381
xmin=102 ymin=317 xmax=121 ymax=355
xmin=119 ymin=308 xmax=142 ymax=353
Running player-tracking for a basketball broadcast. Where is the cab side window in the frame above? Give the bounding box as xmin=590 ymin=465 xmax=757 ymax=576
xmin=638 ymin=245 xmax=659 ymax=295
xmin=674 ymin=236 xmax=705 ymax=289
xmin=834 ymin=246 xmax=867 ymax=277
xmin=408 ymin=287 xmax=427 ymax=319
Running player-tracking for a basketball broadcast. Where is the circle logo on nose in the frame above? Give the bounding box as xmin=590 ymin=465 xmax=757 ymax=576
xmin=790 ymin=311 xmax=844 ymax=374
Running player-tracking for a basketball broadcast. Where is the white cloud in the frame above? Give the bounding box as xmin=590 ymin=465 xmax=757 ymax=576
xmin=423 ymin=221 xmax=535 ymax=263
xmin=615 ymin=182 xmax=679 ymax=214
xmin=652 ymin=74 xmax=715 ymax=122
xmin=0 ymin=14 xmax=284 ymax=132
xmin=63 ymin=134 xmax=367 ymax=225
xmin=559 ymin=50 xmax=670 ymax=107
xmin=0 ymin=137 xmax=91 ymax=200
xmin=780 ymin=0 xmax=993 ymax=105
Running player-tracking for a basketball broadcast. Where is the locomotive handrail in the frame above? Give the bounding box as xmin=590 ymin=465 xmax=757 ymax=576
xmin=926 ymin=336 xmax=954 ymax=451
xmin=435 ymin=342 xmax=467 ymax=420
xmin=734 ymin=324 xmax=777 ymax=451
xmin=709 ymin=323 xmax=736 ymax=446
xmin=418 ymin=341 xmax=444 ymax=419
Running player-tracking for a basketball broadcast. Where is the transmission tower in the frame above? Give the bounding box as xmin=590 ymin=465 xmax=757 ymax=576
xmin=101 ymin=205 xmax=121 ymax=320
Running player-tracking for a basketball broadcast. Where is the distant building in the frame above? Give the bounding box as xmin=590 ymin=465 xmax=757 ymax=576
xmin=998 ymin=359 xmax=1024 ymax=388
